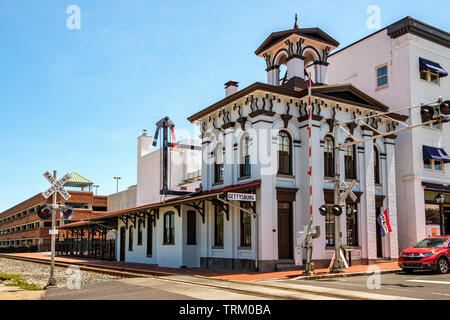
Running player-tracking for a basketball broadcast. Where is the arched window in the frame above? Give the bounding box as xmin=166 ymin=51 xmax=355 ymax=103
xmin=374 ymin=146 xmax=380 ymax=184
xmin=278 ymin=131 xmax=292 ymax=175
xmin=240 ymin=135 xmax=251 ymax=178
xmin=137 ymin=220 xmax=143 ymax=246
xmin=128 ymin=225 xmax=133 ymax=251
xmin=324 ymin=135 xmax=334 ymax=177
xmin=163 ymin=212 xmax=175 ymax=245
xmin=214 ymin=144 xmax=224 ymax=184
xmin=344 ymin=139 xmax=356 ymax=180
xmin=214 ymin=204 xmax=224 ymax=247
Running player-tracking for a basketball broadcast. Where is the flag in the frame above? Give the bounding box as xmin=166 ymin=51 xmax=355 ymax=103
xmin=377 ymin=208 xmax=392 ymax=237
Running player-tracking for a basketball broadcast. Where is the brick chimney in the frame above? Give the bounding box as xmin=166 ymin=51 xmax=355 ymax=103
xmin=225 ymin=81 xmax=239 ymax=97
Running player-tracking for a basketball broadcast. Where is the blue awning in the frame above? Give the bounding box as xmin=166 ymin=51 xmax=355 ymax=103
xmin=419 ymin=58 xmax=448 ymax=77
xmin=423 ymin=146 xmax=450 ymax=163
xmin=422 ymin=182 xmax=450 ymax=193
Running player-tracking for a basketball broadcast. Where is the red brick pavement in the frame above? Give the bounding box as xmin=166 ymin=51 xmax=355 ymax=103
xmin=4 ymin=252 xmax=400 ymax=281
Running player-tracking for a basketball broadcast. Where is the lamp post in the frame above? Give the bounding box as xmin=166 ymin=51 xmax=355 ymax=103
xmin=113 ymin=177 xmax=121 ymax=193
xmin=435 ymin=192 xmax=445 ymax=236
xmin=93 ymin=185 xmax=100 ymax=195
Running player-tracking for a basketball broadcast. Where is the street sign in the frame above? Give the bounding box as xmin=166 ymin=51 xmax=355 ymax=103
xmin=227 ymin=193 xmax=256 ymax=202
xmin=42 ymin=172 xmax=72 ymax=200
xmin=49 ymin=229 xmax=59 ymax=235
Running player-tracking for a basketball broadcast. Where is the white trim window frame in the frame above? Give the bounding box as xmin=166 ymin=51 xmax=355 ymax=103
xmin=420 ymin=69 xmax=440 ymax=85
xmin=376 ymin=63 xmax=389 ymax=89
xmin=424 ymin=158 xmax=445 ymax=174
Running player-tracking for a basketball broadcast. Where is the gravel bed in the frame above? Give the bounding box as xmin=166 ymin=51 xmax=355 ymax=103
xmin=0 ymin=258 xmax=119 ymax=289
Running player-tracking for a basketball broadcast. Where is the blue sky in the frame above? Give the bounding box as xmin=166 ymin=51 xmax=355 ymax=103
xmin=0 ymin=0 xmax=449 ymax=211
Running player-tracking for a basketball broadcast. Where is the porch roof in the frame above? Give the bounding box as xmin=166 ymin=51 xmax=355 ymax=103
xmin=59 ymin=180 xmax=261 ymax=229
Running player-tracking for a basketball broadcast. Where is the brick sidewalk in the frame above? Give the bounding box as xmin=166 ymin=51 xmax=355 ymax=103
xmin=3 ymin=253 xmax=400 ymax=281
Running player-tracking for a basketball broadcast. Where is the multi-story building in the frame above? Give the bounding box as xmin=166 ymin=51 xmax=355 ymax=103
xmin=61 ymin=18 xmax=407 ymax=271
xmin=326 ymin=16 xmax=450 ymax=251
xmin=0 ymin=173 xmax=107 ymax=251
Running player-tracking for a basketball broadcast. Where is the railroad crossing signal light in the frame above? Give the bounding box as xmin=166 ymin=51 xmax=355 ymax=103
xmin=440 ymin=101 xmax=450 ymax=116
xmin=319 ymin=205 xmax=329 ymax=216
xmin=346 ymin=205 xmax=357 ymax=217
xmin=332 ymin=205 xmax=343 ymax=216
xmin=420 ymin=105 xmax=435 ymax=122
xmin=37 ymin=204 xmax=52 ymax=220
xmin=60 ymin=206 xmax=74 ymax=220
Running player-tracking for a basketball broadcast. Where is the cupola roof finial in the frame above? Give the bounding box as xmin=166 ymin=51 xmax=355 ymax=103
xmin=294 ymin=13 xmax=299 ymax=29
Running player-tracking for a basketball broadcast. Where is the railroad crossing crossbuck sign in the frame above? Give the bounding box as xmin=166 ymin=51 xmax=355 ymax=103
xmin=42 ymin=171 xmax=72 ymax=201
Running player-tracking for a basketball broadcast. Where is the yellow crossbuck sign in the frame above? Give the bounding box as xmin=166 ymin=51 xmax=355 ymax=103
xmin=42 ymin=171 xmax=72 ymax=201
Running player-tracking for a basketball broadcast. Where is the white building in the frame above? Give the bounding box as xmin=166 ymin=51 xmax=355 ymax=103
xmin=326 ymin=16 xmax=450 ymax=251
xmin=61 ymin=18 xmax=407 ymax=271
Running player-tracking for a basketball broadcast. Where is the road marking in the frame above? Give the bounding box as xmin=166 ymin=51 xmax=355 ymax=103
xmin=406 ymin=280 xmax=450 ymax=285
xmin=431 ymin=292 xmax=450 ymax=297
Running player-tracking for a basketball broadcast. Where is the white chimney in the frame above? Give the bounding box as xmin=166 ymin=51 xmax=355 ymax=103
xmin=138 ymin=130 xmax=153 ymax=158
xmin=225 ymin=81 xmax=239 ymax=97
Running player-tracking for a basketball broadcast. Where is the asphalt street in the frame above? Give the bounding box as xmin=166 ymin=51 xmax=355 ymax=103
xmin=269 ymin=271 xmax=450 ymax=300
xmin=43 ymin=277 xmax=270 ymax=300
xmin=43 ymin=271 xmax=450 ymax=300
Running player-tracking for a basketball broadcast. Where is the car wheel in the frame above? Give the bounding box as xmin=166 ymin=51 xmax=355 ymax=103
xmin=402 ymin=268 xmax=414 ymax=274
xmin=436 ymin=257 xmax=449 ymax=274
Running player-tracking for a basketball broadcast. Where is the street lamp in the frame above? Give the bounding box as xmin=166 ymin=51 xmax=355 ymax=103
xmin=435 ymin=192 xmax=445 ymax=236
xmin=93 ymin=185 xmax=100 ymax=195
xmin=113 ymin=177 xmax=121 ymax=193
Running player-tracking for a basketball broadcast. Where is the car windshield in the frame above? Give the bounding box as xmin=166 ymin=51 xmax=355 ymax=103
xmin=414 ymin=238 xmax=448 ymax=248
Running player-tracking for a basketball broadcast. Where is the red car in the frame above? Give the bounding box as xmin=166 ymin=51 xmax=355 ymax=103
xmin=399 ymin=236 xmax=450 ymax=274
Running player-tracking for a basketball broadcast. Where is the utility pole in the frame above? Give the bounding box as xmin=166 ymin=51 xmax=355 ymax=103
xmin=331 ymin=125 xmax=346 ymax=272
xmin=48 ymin=170 xmax=58 ymax=287
xmin=41 ymin=170 xmax=72 ymax=288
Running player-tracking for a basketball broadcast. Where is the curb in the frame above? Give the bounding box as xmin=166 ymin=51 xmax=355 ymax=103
xmin=291 ymin=269 xmax=402 ymax=280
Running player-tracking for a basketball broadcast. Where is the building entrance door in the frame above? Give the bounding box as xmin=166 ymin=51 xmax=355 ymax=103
xmin=278 ymin=202 xmax=293 ymax=259
xmin=120 ymin=227 xmax=126 ymax=261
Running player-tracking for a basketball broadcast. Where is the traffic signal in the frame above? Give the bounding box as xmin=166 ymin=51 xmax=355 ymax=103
xmin=37 ymin=204 xmax=52 ymax=220
xmin=346 ymin=205 xmax=357 ymax=217
xmin=420 ymin=105 xmax=435 ymax=122
xmin=440 ymin=100 xmax=450 ymax=116
xmin=332 ymin=205 xmax=343 ymax=216
xmin=319 ymin=205 xmax=329 ymax=216
xmin=60 ymin=206 xmax=74 ymax=220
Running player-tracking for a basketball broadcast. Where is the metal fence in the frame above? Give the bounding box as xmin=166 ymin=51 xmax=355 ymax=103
xmin=56 ymin=239 xmax=116 ymax=261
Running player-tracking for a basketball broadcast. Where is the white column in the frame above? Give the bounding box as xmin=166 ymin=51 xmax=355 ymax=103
xmin=384 ymin=137 xmax=399 ymax=259
xmin=287 ymin=56 xmax=305 ymax=80
xmin=362 ymin=131 xmax=377 ymax=262
xmin=314 ymin=62 xmax=329 ymax=84
xmin=267 ymin=66 xmax=280 ymax=86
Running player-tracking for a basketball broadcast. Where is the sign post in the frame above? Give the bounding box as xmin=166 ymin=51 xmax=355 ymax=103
xmin=41 ymin=170 xmax=72 ymax=287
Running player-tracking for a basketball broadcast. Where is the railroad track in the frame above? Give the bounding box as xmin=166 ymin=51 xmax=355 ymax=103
xmin=0 ymin=254 xmax=409 ymax=300
xmin=0 ymin=254 xmax=163 ymax=278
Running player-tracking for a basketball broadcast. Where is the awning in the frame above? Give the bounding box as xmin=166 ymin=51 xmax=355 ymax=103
xmin=423 ymin=146 xmax=450 ymax=163
xmin=419 ymin=58 xmax=448 ymax=77
xmin=422 ymin=182 xmax=450 ymax=193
